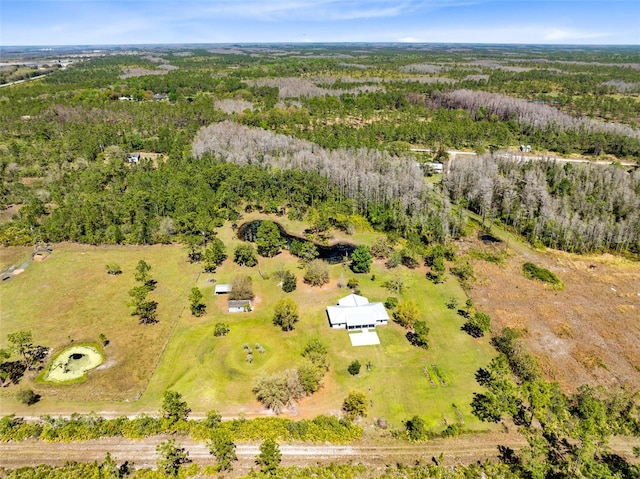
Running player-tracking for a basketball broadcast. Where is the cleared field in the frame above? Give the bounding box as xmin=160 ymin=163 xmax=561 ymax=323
xmin=459 ymin=223 xmax=640 ymax=393
xmin=0 ymin=219 xmax=496 ymax=429
xmin=0 ymin=242 xmax=200 ymax=410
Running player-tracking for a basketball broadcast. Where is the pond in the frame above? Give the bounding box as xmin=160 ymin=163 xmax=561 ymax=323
xmin=43 ymin=345 xmax=104 ymax=382
xmin=237 ymin=220 xmax=356 ymax=264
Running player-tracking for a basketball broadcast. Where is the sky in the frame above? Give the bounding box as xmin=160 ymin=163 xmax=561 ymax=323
xmin=1 ymin=0 xmax=639 ymax=46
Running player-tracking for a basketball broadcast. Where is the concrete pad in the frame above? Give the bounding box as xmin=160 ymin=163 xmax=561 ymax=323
xmin=349 ymin=329 xmax=380 ymax=346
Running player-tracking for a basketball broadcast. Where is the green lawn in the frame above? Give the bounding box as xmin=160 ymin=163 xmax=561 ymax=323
xmin=1 ymin=218 xmax=495 ymax=431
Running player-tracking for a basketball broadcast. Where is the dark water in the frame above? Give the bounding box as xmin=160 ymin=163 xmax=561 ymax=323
xmin=237 ymin=220 xmax=356 ymax=264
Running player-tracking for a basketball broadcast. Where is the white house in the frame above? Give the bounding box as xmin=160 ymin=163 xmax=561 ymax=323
xmin=228 ymin=300 xmax=252 ymax=313
xmin=326 ymin=294 xmax=389 ymax=330
xmin=215 ymin=284 xmax=233 ymax=295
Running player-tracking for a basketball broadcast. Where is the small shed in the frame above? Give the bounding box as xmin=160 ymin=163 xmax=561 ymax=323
xmin=215 ymin=284 xmax=232 ymax=295
xmin=127 ymin=153 xmax=140 ymax=164
xmin=228 ymin=300 xmax=252 ymax=313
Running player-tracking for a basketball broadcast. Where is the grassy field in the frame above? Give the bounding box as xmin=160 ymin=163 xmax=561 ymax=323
xmin=0 ymin=217 xmax=496 ymax=431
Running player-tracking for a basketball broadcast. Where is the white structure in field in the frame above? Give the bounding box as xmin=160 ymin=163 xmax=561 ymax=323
xmin=326 ymin=294 xmax=389 ymax=330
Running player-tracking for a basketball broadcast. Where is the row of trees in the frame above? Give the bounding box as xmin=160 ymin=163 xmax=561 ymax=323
xmin=446 ymin=155 xmax=640 ymax=253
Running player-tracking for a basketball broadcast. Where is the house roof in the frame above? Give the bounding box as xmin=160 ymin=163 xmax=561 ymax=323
xmin=338 ymin=294 xmax=369 ymax=307
xmin=327 ymin=301 xmax=389 ymax=327
xmin=228 ymin=300 xmax=251 ymax=308
xmin=215 ymin=284 xmax=232 ymax=293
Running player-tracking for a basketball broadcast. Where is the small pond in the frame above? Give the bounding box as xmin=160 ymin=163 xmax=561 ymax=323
xmin=44 ymin=345 xmax=104 ymax=382
xmin=237 ymin=220 xmax=356 ymax=263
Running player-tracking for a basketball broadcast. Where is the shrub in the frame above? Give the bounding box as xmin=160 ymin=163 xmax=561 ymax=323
xmin=342 ymin=392 xmax=367 ymax=420
xmin=446 ymin=297 xmax=458 ymax=310
xmin=17 ymin=389 xmax=40 ymax=406
xmin=347 ymin=278 xmax=359 ymax=289
xmin=105 ymin=263 xmax=122 ymax=275
xmin=522 ymin=262 xmax=564 ymax=289
xmin=384 ymin=297 xmax=398 ymax=309
xmin=405 ymin=415 xmax=427 ymax=441
xmin=347 ymin=360 xmax=361 ymax=376
xmin=214 ymin=322 xmax=230 ymax=337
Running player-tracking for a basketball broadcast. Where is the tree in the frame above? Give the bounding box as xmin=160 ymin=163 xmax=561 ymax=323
xmin=256 ymin=220 xmax=283 ymax=257
xmin=234 ymin=243 xmax=257 ymax=267
xmin=351 ymin=244 xmax=373 ymax=273
xmin=289 ymin=239 xmax=319 ymax=263
xmin=304 ymin=259 xmax=329 ymax=286
xmin=203 ymin=409 xmax=222 ymax=429
xmin=229 ymin=274 xmax=254 ymax=300
xmin=281 ymin=270 xmax=297 ymax=292
xmin=370 ymin=237 xmax=393 ymax=259
xmin=405 ymin=415 xmax=428 ymax=441
xmin=189 ymin=287 xmax=206 ymax=317
xmin=127 ymin=286 xmax=158 ymax=324
xmin=302 ymin=338 xmax=329 ymax=373
xmin=7 ymin=331 xmax=47 ymax=371
xmin=464 ymin=312 xmax=492 ymax=338
xmin=134 ymin=259 xmax=152 ymax=285
xmin=406 ymin=320 xmax=430 ymax=349
xmin=208 ymin=431 xmax=237 ymax=472
xmin=17 ymin=388 xmax=40 ymax=405
xmin=393 ymin=301 xmax=420 ymax=328
xmin=297 ymin=361 xmax=324 ymax=395
xmin=256 ymin=438 xmax=282 ymax=475
xmin=203 ymin=238 xmax=226 ymax=272
xmin=342 ymin=391 xmax=368 ymax=420
xmin=214 ymin=322 xmax=230 ymax=337
xmin=105 ymin=263 xmax=122 ymax=275
xmin=272 ymin=298 xmax=299 ymax=331
xmin=348 ymin=360 xmax=361 ymax=376
xmin=253 ymin=370 xmax=304 ymax=413
xmin=156 ymin=439 xmax=191 ymax=477
xmin=384 ymin=297 xmax=398 ymax=309
xmin=161 ymin=390 xmax=191 ymax=423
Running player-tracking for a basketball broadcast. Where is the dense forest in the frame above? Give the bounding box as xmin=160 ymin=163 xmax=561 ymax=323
xmin=1 ymin=44 xmax=639 ymax=253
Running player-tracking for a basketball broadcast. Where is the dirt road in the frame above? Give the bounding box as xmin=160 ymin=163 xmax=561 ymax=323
xmin=0 ymin=432 xmax=526 ymax=470
xmin=2 ymin=433 xmax=637 ymax=475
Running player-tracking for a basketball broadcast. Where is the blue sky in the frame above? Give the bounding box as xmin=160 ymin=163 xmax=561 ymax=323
xmin=1 ymin=1 xmax=638 ymax=46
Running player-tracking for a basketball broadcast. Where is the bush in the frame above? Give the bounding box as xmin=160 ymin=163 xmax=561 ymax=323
xmin=522 ymin=262 xmax=564 ymax=289
xmin=105 ymin=263 xmax=122 ymax=275
xmin=214 ymin=322 xmax=230 ymax=337
xmin=405 ymin=415 xmax=427 ymax=441
xmin=347 ymin=360 xmax=361 ymax=376
xmin=17 ymin=389 xmax=40 ymax=405
xmin=347 ymin=278 xmax=359 ymax=289
xmin=446 ymin=297 xmax=458 ymax=309
xmin=342 ymin=392 xmax=367 ymax=420
xmin=384 ymin=297 xmax=398 ymax=309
